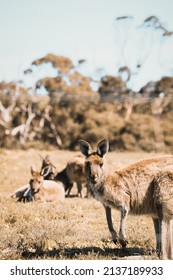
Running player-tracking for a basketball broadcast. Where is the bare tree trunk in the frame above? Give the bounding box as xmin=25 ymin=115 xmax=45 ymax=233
xmin=43 ymin=106 xmax=62 ymax=147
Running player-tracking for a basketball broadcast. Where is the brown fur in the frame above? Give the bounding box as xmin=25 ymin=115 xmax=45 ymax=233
xmin=65 ymin=154 xmax=88 ymax=197
xmin=40 ymin=155 xmax=57 ymax=180
xmin=11 ymin=166 xmax=65 ymax=202
xmin=29 ymin=167 xmax=65 ymax=202
xmin=152 ymin=169 xmax=173 ymax=259
xmin=79 ymin=139 xmax=173 ymax=259
xmin=40 ymin=154 xmax=88 ymax=197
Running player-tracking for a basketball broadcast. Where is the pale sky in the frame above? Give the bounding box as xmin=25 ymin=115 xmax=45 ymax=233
xmin=0 ymin=0 xmax=173 ymax=90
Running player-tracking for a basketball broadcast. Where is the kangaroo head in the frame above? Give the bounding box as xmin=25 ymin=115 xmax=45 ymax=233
xmin=29 ymin=165 xmax=43 ymax=193
xmin=78 ymin=139 xmax=109 ymax=184
xmin=40 ymin=155 xmax=56 ymax=180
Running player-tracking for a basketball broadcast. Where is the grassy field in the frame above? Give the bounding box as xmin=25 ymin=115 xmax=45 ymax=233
xmin=0 ymin=148 xmax=168 ymax=260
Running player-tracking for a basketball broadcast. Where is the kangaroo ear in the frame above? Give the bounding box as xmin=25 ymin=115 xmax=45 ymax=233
xmin=30 ymin=165 xmax=37 ymax=176
xmin=40 ymin=166 xmax=51 ymax=177
xmin=97 ymin=139 xmax=109 ymax=157
xmin=78 ymin=139 xmax=92 ymax=157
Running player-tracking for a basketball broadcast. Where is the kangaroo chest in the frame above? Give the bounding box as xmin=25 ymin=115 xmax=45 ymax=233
xmin=89 ymin=181 xmax=106 ymax=202
xmin=89 ymin=181 xmax=123 ymax=210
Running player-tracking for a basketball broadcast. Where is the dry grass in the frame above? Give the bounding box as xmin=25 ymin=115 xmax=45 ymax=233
xmin=0 ymin=148 xmax=167 ymax=260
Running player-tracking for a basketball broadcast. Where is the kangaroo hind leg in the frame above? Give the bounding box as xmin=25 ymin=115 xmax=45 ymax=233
xmin=152 ymin=218 xmax=161 ymax=257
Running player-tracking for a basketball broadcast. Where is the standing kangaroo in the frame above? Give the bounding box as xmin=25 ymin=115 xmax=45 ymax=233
xmin=78 ymin=139 xmax=173 ymax=259
xmin=40 ymin=154 xmax=88 ymax=198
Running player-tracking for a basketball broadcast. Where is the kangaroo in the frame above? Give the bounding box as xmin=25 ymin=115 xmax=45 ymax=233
xmin=12 ymin=166 xmax=65 ymax=202
xmin=40 ymin=154 xmax=57 ymax=180
xmin=41 ymin=154 xmax=88 ymax=198
xmin=78 ymin=139 xmax=173 ymax=259
xmin=152 ymin=169 xmax=173 ymax=259
xmin=27 ymin=166 xmax=65 ymax=202
xmin=54 ymin=156 xmax=88 ymax=198
xmin=62 ymin=154 xmax=88 ymax=198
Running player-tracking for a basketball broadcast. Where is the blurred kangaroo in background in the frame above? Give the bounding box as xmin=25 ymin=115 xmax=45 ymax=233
xmin=41 ymin=154 xmax=88 ymax=198
xmin=79 ymin=139 xmax=173 ymax=259
xmin=26 ymin=165 xmax=65 ymax=202
xmin=11 ymin=165 xmax=65 ymax=202
xmin=40 ymin=154 xmax=57 ymax=180
xmin=55 ymin=154 xmax=88 ymax=198
xmin=11 ymin=154 xmax=88 ymax=201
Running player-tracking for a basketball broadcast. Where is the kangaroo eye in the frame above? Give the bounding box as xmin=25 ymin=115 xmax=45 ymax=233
xmin=99 ymin=163 xmax=103 ymax=168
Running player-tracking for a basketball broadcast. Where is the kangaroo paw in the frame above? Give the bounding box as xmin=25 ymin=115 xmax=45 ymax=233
xmin=111 ymin=231 xmax=119 ymax=245
xmin=119 ymin=238 xmax=128 ymax=248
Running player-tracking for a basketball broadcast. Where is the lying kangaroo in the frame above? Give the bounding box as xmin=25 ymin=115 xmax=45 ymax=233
xmin=27 ymin=166 xmax=65 ymax=202
xmin=11 ymin=166 xmax=65 ymax=202
xmin=78 ymin=139 xmax=173 ymax=259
